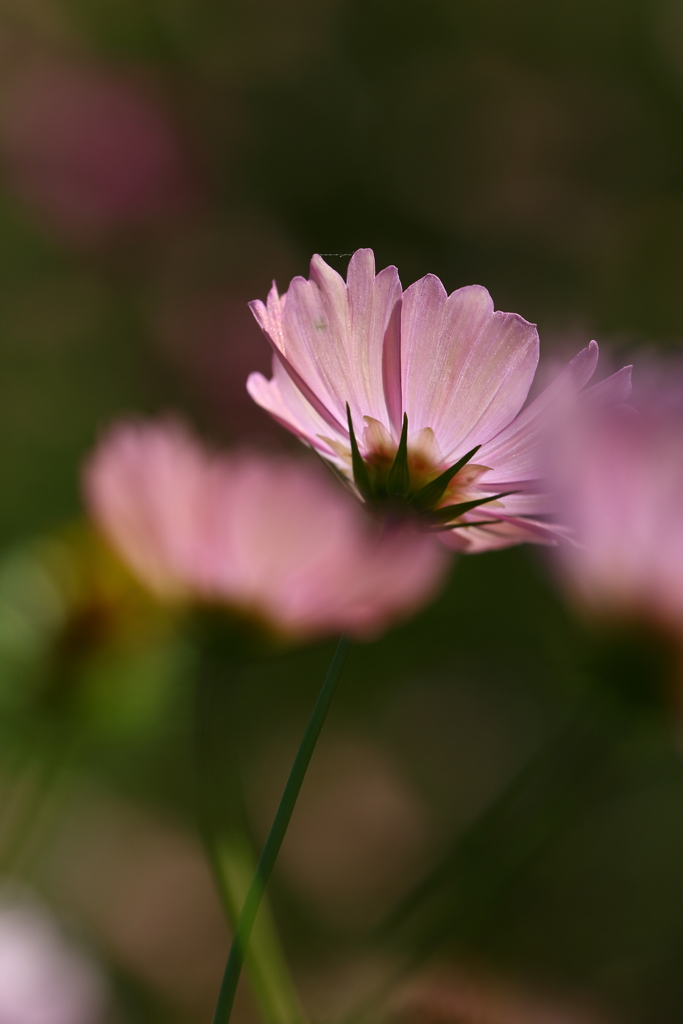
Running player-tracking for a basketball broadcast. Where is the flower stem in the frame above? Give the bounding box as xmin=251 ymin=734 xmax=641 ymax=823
xmin=211 ymin=831 xmax=305 ymax=1024
xmin=192 ymin=631 xmax=305 ymax=1024
xmin=211 ymin=635 xmax=352 ymax=1024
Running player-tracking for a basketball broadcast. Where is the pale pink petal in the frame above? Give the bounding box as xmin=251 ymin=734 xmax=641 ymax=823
xmin=439 ymin=514 xmax=562 ymax=554
xmin=401 ymin=281 xmax=539 ymax=459
xmin=250 ymin=283 xmax=347 ymax=436
xmin=341 ymin=527 xmax=449 ymax=638
xmin=345 ymin=250 xmax=403 ymax=434
xmin=549 ymin=390 xmax=683 ymax=627
xmin=206 ymin=453 xmax=448 ymax=637
xmin=248 ymin=281 xmax=286 ymax=349
xmin=83 ymin=420 xmax=209 ymax=598
xmin=477 ymin=341 xmax=600 ymax=483
xmin=273 ymin=252 xmax=402 ymax=433
xmin=84 ymin=420 xmax=449 ymax=638
xmin=487 ymin=490 xmax=555 ymax=515
xmin=400 ymin=272 xmax=448 ymax=429
xmin=382 ymin=293 xmax=403 ymax=436
xmin=247 ymin=358 xmax=346 ymax=462
xmin=583 ymin=364 xmax=633 ymax=405
xmin=279 ymin=272 xmax=353 ymax=425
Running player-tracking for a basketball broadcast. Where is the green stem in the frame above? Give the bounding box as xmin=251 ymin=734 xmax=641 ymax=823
xmin=193 ymin=632 xmax=303 ymax=1024
xmin=211 ymin=635 xmax=352 ymax=1024
xmin=212 ymin=831 xmax=305 ymax=1024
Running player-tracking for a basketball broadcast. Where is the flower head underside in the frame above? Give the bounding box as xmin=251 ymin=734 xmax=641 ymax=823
xmin=247 ymin=249 xmax=632 ymax=552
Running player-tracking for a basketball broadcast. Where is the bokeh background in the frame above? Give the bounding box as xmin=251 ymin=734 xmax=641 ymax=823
xmin=2 ymin=2 xmax=683 ymax=1022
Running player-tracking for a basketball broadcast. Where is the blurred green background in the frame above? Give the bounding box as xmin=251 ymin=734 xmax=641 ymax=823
xmin=1 ymin=2 xmax=683 ymax=1023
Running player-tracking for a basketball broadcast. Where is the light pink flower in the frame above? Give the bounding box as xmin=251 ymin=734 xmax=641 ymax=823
xmin=0 ymin=895 xmax=107 ymax=1024
xmin=550 ymin=379 xmax=683 ymax=631
xmin=247 ymin=249 xmax=631 ymax=552
xmin=83 ymin=419 xmax=448 ymax=639
xmin=0 ymin=60 xmax=196 ymax=242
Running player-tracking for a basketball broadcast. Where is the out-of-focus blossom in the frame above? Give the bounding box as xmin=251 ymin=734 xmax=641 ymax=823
xmin=0 ymin=894 xmax=107 ymax=1024
xmin=247 ymin=249 xmax=631 ymax=552
xmin=550 ymin=377 xmax=683 ymax=633
xmin=0 ymin=60 xmax=197 ymax=243
xmin=83 ymin=419 xmax=448 ymax=639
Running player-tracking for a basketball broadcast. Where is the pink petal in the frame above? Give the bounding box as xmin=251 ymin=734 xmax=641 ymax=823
xmin=279 ymin=272 xmax=354 ymax=423
xmin=345 ymin=250 xmax=403 ymax=434
xmin=248 ymin=281 xmax=286 ymax=349
xmin=489 ymin=491 xmax=555 ymax=515
xmin=246 ymin=358 xmax=346 ymax=461
xmin=250 ymin=283 xmax=346 ymax=436
xmin=86 ymin=422 xmax=449 ymax=637
xmin=382 ymin=293 xmax=403 ymax=437
xmin=477 ymin=341 xmax=600 ymax=483
xmin=584 ymin=364 xmax=633 ymax=405
xmin=438 ymin=514 xmax=562 ymax=554
xmin=278 ymin=251 xmax=401 ymax=433
xmin=401 ymin=281 xmax=539 ymax=459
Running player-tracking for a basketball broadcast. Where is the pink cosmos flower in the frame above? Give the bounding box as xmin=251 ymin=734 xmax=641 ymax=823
xmin=247 ymin=249 xmax=631 ymax=552
xmin=0 ymin=895 xmax=107 ymax=1024
xmin=550 ymin=378 xmax=683 ymax=632
xmin=83 ymin=419 xmax=448 ymax=639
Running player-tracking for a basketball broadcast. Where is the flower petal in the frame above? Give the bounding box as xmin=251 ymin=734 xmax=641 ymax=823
xmin=382 ymin=293 xmax=403 ymax=437
xmin=491 ymin=490 xmax=555 ymax=515
xmin=401 ymin=281 xmax=539 ymax=459
xmin=249 ymin=283 xmax=346 ymax=436
xmin=346 ymin=251 xmax=403 ymax=433
xmin=477 ymin=341 xmax=601 ymax=483
xmin=438 ymin=514 xmax=563 ymax=553
xmin=249 ymin=281 xmax=286 ymax=349
xmin=584 ymin=364 xmax=633 ymax=405
xmin=247 ymin=357 xmax=347 ymax=463
xmin=274 ymin=251 xmax=401 ymax=434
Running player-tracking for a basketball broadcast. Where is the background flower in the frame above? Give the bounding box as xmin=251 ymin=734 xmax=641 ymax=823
xmin=0 ymin=59 xmax=198 ymax=244
xmin=0 ymin=892 xmax=107 ymax=1024
xmin=84 ymin=418 xmax=449 ymax=639
xmin=549 ymin=370 xmax=683 ymax=635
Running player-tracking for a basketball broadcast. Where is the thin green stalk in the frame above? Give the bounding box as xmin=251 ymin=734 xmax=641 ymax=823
xmin=212 ymin=831 xmax=304 ymax=1024
xmin=193 ymin=634 xmax=303 ymax=1024
xmin=212 ymin=635 xmax=352 ymax=1024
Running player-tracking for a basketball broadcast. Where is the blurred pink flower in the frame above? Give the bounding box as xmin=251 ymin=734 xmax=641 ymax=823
xmin=0 ymin=60 xmax=197 ymax=242
xmin=247 ymin=249 xmax=631 ymax=552
xmin=83 ymin=419 xmax=448 ymax=639
xmin=0 ymin=895 xmax=107 ymax=1024
xmin=550 ymin=380 xmax=683 ymax=631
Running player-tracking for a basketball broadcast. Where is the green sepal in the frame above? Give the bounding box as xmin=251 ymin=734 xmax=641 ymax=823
xmin=429 ymin=491 xmax=516 ymax=524
xmin=387 ymin=414 xmax=410 ymax=498
xmin=346 ymin=404 xmax=374 ymax=501
xmin=430 ymin=518 xmax=502 ymax=533
xmin=410 ymin=445 xmax=482 ymax=512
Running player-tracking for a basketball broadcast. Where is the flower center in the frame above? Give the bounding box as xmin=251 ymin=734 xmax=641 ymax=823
xmin=343 ymin=405 xmax=514 ymax=532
